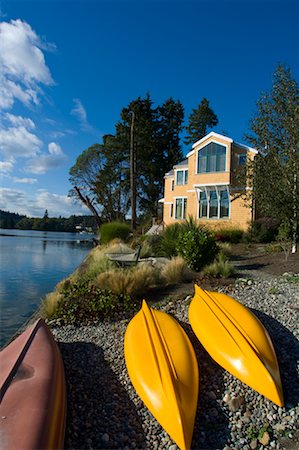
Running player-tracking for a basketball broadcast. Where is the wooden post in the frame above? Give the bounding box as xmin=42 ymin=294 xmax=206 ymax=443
xmin=130 ymin=111 xmax=137 ymax=231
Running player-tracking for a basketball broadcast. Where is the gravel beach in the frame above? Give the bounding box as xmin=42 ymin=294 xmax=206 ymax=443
xmin=52 ymin=271 xmax=299 ymax=450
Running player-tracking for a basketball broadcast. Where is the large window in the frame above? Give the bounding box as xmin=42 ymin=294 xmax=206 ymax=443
xmin=198 ymin=186 xmax=230 ymax=219
xmin=197 ymin=142 xmax=226 ymax=173
xmin=176 ymin=169 xmax=188 ymax=185
xmin=175 ymin=198 xmax=187 ymax=219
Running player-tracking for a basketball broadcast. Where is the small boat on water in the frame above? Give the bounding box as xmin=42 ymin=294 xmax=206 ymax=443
xmin=124 ymin=300 xmax=199 ymax=450
xmin=0 ymin=318 xmax=66 ymax=449
xmin=189 ymin=285 xmax=284 ymax=407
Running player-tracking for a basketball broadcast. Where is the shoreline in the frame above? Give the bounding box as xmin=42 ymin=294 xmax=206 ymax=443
xmin=51 ymin=271 xmax=299 ymax=450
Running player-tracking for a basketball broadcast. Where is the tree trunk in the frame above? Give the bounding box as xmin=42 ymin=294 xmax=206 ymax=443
xmin=74 ymin=186 xmax=103 ymax=228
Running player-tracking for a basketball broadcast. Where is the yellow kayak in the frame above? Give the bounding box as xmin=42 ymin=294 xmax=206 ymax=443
xmin=189 ymin=285 xmax=284 ymax=407
xmin=124 ymin=300 xmax=199 ymax=450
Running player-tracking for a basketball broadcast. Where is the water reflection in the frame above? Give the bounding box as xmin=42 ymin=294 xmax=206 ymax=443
xmin=0 ymin=229 xmax=94 ymax=346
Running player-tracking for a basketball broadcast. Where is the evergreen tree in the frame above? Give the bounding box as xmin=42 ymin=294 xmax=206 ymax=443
xmin=184 ymin=98 xmax=218 ymax=146
xmin=246 ymin=64 xmax=299 ymax=252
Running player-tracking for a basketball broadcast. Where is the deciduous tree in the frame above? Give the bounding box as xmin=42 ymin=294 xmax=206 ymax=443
xmin=246 ymin=64 xmax=299 ymax=252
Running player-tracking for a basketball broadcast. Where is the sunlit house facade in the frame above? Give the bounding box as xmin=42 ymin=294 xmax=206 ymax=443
xmin=160 ymin=132 xmax=258 ymax=230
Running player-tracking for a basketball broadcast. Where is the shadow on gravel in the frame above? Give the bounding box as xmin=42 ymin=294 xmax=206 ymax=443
xmin=251 ymin=309 xmax=299 ymax=408
xmin=58 ymin=342 xmax=146 ymax=449
xmin=235 ymin=263 xmax=267 ymax=271
xmin=178 ymin=320 xmax=230 ymax=450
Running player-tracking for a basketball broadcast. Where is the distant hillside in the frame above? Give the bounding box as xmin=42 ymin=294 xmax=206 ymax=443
xmin=0 ymin=210 xmax=97 ymax=232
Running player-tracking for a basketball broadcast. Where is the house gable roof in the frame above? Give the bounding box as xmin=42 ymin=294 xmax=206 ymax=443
xmin=186 ymin=131 xmax=257 ymax=157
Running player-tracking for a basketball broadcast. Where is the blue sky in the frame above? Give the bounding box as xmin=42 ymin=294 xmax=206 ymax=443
xmin=0 ymin=0 xmax=298 ymax=218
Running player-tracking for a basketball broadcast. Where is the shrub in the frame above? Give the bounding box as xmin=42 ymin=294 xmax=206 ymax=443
xmin=276 ymin=221 xmax=292 ymax=260
xmin=214 ymin=227 xmax=244 ymax=244
xmin=48 ymin=280 xmax=133 ymax=324
xmin=160 ymin=256 xmax=188 ymax=285
xmin=203 ymin=252 xmax=235 ymax=278
xmin=249 ymin=217 xmax=280 ymax=243
xmin=177 ymin=225 xmax=218 ymax=272
xmin=41 ymin=292 xmax=63 ymax=319
xmin=100 ymin=221 xmax=131 ymax=244
xmin=145 ymin=234 xmax=164 ymax=257
xmin=95 ymin=263 xmax=159 ymax=297
xmin=159 ymin=223 xmax=183 ymax=257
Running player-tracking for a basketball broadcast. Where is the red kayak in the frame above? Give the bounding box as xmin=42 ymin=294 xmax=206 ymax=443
xmin=0 ymin=319 xmax=66 ymax=450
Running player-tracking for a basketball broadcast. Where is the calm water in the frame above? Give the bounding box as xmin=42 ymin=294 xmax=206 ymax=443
xmin=0 ymin=229 xmax=94 ymax=347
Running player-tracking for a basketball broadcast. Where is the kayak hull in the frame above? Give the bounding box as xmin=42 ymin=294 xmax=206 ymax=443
xmin=189 ymin=285 xmax=284 ymax=407
xmin=125 ymin=300 xmax=199 ymax=450
xmin=0 ymin=319 xmax=66 ymax=450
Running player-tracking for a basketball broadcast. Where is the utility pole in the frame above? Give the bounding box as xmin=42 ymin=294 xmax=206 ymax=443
xmin=130 ymin=110 xmax=137 ymax=231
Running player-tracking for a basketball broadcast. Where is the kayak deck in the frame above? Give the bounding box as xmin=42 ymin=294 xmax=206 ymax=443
xmin=125 ymin=300 xmax=199 ymax=450
xmin=0 ymin=319 xmax=66 ymax=450
xmin=189 ymin=285 xmax=284 ymax=407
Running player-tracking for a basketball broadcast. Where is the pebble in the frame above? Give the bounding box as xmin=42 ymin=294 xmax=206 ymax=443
xmin=52 ymin=271 xmax=299 ymax=449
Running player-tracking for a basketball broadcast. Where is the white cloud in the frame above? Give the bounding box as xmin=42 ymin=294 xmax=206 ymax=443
xmin=0 ymin=19 xmax=54 ymax=111
xmin=13 ymin=177 xmax=38 ymax=184
xmin=0 ymin=187 xmax=88 ymax=217
xmin=71 ymin=98 xmax=93 ymax=131
xmin=0 ymin=160 xmax=14 ymax=173
xmin=25 ymin=142 xmax=68 ymax=174
xmin=4 ymin=113 xmax=35 ymax=129
xmin=0 ymin=117 xmax=42 ymax=158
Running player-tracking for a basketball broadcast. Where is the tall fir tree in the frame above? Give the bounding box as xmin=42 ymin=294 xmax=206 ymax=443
xmin=184 ymin=98 xmax=218 ymax=146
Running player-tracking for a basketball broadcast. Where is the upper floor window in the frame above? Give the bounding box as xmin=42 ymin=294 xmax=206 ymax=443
xmin=238 ymin=154 xmax=247 ymax=166
xmin=176 ymin=169 xmax=188 ymax=185
xmin=197 ymin=142 xmax=226 ymax=173
xmin=171 ymin=179 xmax=174 ymax=191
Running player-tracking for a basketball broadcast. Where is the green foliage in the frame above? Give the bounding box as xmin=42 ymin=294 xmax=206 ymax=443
xmin=0 ymin=210 xmax=25 ymax=229
xmin=50 ymin=280 xmax=133 ymax=324
xmin=245 ymin=64 xmax=299 ymax=247
xmin=203 ymin=251 xmax=235 ymax=278
xmin=100 ymin=222 xmax=131 ymax=244
xmin=276 ymin=221 xmax=293 ymax=260
xmin=184 ymin=98 xmax=218 ymax=146
xmin=144 ymin=234 xmax=164 ymax=257
xmin=214 ymin=227 xmax=244 ymax=244
xmin=159 ymin=223 xmax=184 ymax=257
xmin=263 ymin=242 xmax=282 ymax=254
xmin=176 ymin=224 xmax=218 ymax=272
xmin=283 ymin=274 xmax=299 ymax=283
xmin=268 ymin=287 xmax=279 ymax=295
xmin=249 ymin=217 xmax=280 ymax=243
xmin=70 ymin=94 xmax=185 ymax=221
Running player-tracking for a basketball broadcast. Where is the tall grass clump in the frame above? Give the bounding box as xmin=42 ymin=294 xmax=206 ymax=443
xmin=160 ymin=256 xmax=188 ymax=285
xmin=203 ymin=251 xmax=235 ymax=278
xmin=176 ymin=218 xmax=218 ymax=271
xmin=41 ymin=291 xmax=63 ymax=320
xmin=100 ymin=221 xmax=131 ymax=244
xmin=95 ymin=263 xmax=159 ymax=297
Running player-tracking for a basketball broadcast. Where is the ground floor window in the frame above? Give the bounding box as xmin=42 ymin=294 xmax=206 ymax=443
xmin=170 ymin=203 xmax=173 ymax=218
xmin=175 ymin=197 xmax=187 ymax=219
xmin=198 ymin=186 xmax=230 ymax=219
